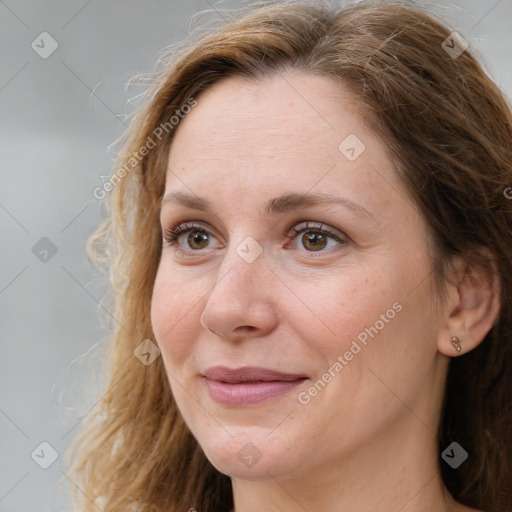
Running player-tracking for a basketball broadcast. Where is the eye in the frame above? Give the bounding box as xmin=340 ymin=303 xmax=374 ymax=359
xmin=163 ymin=220 xmax=347 ymax=256
xmin=163 ymin=222 xmax=219 ymax=252
xmin=287 ymin=222 xmax=348 ymax=253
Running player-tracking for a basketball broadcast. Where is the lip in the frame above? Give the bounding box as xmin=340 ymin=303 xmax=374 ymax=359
xmin=203 ymin=366 xmax=308 ymax=407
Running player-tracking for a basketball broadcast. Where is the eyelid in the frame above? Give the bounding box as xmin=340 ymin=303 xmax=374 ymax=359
xmin=287 ymin=221 xmax=348 ymax=242
xmin=163 ymin=221 xmax=221 ymax=246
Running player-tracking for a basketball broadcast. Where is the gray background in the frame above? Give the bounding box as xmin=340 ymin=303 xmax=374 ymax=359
xmin=1 ymin=1 xmax=511 ymax=511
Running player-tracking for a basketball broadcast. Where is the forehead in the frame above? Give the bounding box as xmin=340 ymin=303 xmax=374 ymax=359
xmin=165 ymin=71 xmax=400 ymax=215
xmin=168 ymin=72 xmax=363 ymax=165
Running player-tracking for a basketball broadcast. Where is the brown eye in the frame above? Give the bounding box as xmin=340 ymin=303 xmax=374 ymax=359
xmin=301 ymin=232 xmax=328 ymax=251
xmin=290 ymin=222 xmax=347 ymax=253
xmin=187 ymin=231 xmax=210 ymax=250
xmin=163 ymin=222 xmax=216 ymax=251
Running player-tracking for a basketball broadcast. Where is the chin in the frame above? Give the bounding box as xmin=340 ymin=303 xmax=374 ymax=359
xmin=197 ymin=430 xmax=301 ymax=480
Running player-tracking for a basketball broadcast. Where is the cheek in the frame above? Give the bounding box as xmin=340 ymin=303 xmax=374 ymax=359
xmin=298 ymin=268 xmax=396 ymax=355
xmin=150 ymin=267 xmax=204 ymax=367
xmin=296 ymin=259 xmax=428 ymax=406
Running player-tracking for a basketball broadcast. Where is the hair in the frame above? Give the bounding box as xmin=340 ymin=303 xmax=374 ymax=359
xmin=63 ymin=1 xmax=512 ymax=511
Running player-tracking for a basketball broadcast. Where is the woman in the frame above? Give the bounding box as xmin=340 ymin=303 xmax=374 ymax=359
xmin=65 ymin=1 xmax=512 ymax=511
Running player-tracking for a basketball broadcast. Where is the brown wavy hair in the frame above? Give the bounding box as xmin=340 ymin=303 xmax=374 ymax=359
xmin=63 ymin=1 xmax=512 ymax=511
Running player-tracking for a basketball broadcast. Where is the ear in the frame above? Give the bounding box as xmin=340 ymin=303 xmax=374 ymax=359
xmin=437 ymin=248 xmax=501 ymax=357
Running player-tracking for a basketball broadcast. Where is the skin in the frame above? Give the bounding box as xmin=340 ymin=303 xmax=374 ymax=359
xmin=150 ymin=71 xmax=499 ymax=512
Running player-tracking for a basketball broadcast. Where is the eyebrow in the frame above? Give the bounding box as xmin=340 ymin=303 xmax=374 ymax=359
xmin=160 ymin=191 xmax=376 ymax=222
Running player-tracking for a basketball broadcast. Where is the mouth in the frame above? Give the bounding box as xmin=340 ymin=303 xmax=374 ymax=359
xmin=203 ymin=366 xmax=308 ymax=407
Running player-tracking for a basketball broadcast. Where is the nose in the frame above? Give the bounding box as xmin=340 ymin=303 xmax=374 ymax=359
xmin=199 ymin=242 xmax=279 ymax=342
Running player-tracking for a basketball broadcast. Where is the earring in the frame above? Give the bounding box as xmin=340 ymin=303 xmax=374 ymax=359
xmin=450 ymin=336 xmax=462 ymax=353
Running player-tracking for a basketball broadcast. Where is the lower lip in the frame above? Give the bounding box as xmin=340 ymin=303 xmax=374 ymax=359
xmin=205 ymin=378 xmax=306 ymax=406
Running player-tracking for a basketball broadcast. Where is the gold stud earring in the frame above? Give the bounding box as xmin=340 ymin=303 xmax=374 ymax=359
xmin=450 ymin=336 xmax=462 ymax=353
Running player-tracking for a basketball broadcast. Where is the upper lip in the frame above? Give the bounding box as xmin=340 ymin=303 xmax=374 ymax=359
xmin=203 ymin=366 xmax=307 ymax=383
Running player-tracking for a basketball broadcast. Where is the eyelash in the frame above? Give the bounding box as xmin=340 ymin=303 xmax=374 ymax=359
xmin=162 ymin=221 xmax=347 ymax=256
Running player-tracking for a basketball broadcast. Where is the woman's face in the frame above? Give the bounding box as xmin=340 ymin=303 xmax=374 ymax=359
xmin=151 ymin=71 xmax=448 ymax=481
